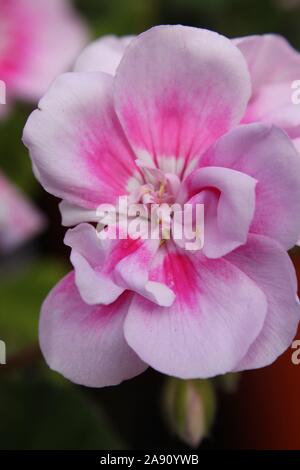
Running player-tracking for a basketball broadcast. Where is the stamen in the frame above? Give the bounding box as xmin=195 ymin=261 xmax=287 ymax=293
xmin=158 ymin=182 xmax=166 ymax=199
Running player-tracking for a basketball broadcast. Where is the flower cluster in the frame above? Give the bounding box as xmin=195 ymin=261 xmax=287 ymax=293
xmin=24 ymin=26 xmax=300 ymax=387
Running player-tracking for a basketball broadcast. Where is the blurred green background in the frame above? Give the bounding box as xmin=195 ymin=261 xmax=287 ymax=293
xmin=1 ymin=0 xmax=300 ymax=450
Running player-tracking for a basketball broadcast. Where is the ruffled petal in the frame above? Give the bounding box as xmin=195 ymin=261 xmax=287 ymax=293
xmin=201 ymin=123 xmax=300 ymax=249
xmin=180 ymin=166 xmax=257 ymax=257
xmin=65 ymin=223 xmax=174 ymax=307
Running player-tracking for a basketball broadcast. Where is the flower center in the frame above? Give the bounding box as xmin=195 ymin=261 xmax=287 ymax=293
xmin=97 ymin=160 xmax=204 ymax=251
xmin=130 ymin=160 xmax=181 ymax=207
xmin=122 ymin=160 xmax=184 ymax=243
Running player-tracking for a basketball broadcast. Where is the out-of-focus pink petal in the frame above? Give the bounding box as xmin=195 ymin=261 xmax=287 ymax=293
xmin=0 ymin=0 xmax=88 ymax=103
xmin=234 ymin=34 xmax=300 ymax=92
xmin=124 ymin=245 xmax=267 ymax=378
xmin=201 ymin=123 xmax=300 ymax=249
xmin=226 ymin=234 xmax=300 ymax=370
xmin=234 ymin=34 xmax=300 ymax=140
xmin=244 ymin=83 xmax=300 ymax=137
xmin=74 ymin=35 xmax=134 ymax=74
xmin=39 ymin=272 xmax=148 ymax=387
xmin=0 ymin=171 xmax=45 ymax=252
xmin=180 ymin=166 xmax=257 ymax=258
xmin=114 ymin=25 xmax=251 ymax=176
xmin=23 ymin=72 xmax=141 ymax=208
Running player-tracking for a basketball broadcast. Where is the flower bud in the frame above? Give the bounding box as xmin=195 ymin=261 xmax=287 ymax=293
xmin=163 ymin=378 xmax=216 ymax=448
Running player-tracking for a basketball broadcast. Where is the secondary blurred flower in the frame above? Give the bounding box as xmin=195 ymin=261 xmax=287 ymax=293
xmin=24 ymin=26 xmax=300 ymax=387
xmin=163 ymin=378 xmax=216 ymax=448
xmin=0 ymin=0 xmax=88 ymax=110
xmin=0 ymin=170 xmax=44 ymax=252
xmin=234 ymin=35 xmax=300 ymax=151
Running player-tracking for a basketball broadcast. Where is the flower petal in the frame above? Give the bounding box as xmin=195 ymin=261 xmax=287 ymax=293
xmin=114 ymin=25 xmax=251 ymax=175
xmin=180 ymin=166 xmax=257 ymax=257
xmin=1 ymin=0 xmax=88 ymax=102
xmin=201 ymin=123 xmax=300 ymax=249
xmin=124 ymin=246 xmax=267 ymax=378
xmin=226 ymin=234 xmax=300 ymax=370
xmin=235 ymin=34 xmax=300 ymax=139
xmin=114 ymin=239 xmax=175 ymax=307
xmin=39 ymin=272 xmax=147 ymax=387
xmin=74 ymin=35 xmax=134 ymax=74
xmin=23 ymin=72 xmax=140 ymax=208
xmin=65 ymin=223 xmax=174 ymax=307
xmin=64 ymin=224 xmax=124 ymax=305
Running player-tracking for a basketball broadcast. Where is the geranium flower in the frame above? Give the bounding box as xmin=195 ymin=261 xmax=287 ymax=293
xmin=0 ymin=0 xmax=88 ymax=110
xmin=24 ymin=26 xmax=300 ymax=387
xmin=0 ymin=170 xmax=44 ymax=252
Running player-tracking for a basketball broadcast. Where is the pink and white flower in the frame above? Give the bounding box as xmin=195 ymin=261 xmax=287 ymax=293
xmin=24 ymin=26 xmax=300 ymax=387
xmin=0 ymin=0 xmax=88 ymax=109
xmin=0 ymin=170 xmax=44 ymax=252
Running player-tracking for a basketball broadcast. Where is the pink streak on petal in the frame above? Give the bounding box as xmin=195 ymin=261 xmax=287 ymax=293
xmin=124 ymin=247 xmax=267 ymax=378
xmin=115 ymin=25 xmax=251 ymax=173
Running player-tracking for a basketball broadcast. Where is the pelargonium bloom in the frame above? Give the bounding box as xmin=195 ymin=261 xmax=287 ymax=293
xmin=0 ymin=170 xmax=44 ymax=252
xmin=0 ymin=0 xmax=88 ymax=109
xmin=24 ymin=26 xmax=300 ymax=387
